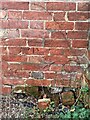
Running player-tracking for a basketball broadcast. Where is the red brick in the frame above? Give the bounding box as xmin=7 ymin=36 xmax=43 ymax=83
xmin=7 ymin=29 xmax=20 ymax=38
xmin=8 ymin=11 xmax=22 ymax=19
xmin=13 ymin=79 xmax=25 ymax=85
xmin=26 ymin=79 xmax=52 ymax=87
xmin=78 ymin=2 xmax=90 ymax=11
xmin=46 ymin=2 xmax=76 ymax=11
xmin=2 ymin=38 xmax=26 ymax=46
xmin=52 ymin=80 xmax=70 ymax=87
xmin=4 ymin=70 xmax=29 ymax=78
xmin=49 ymin=49 xmax=65 ymax=55
xmin=41 ymin=64 xmax=50 ymax=71
xmin=1 ymin=47 xmax=8 ymax=55
xmin=44 ymin=40 xmax=71 ymax=48
xmin=0 ymin=10 xmax=7 ymax=19
xmin=68 ymin=56 xmax=88 ymax=64
xmin=51 ymin=31 xmax=67 ymax=39
xmin=1 ymin=29 xmax=20 ymax=38
xmin=21 ymin=30 xmax=49 ymax=38
xmin=46 ymin=22 xmax=74 ymax=30
xmin=45 ymin=73 xmax=56 ymax=79
xmin=75 ymin=22 xmax=90 ymax=30
xmin=67 ymin=31 xmax=87 ymax=39
xmin=2 ymin=62 xmax=8 ymax=71
xmin=8 ymin=47 xmax=21 ymax=55
xmin=53 ymin=12 xmax=65 ymax=21
xmin=72 ymin=40 xmax=88 ymax=48
xmin=21 ymin=47 xmax=33 ymax=55
xmin=23 ymin=11 xmax=52 ymax=20
xmin=64 ymin=65 xmax=82 ymax=72
xmin=50 ymin=65 xmax=62 ymax=72
xmin=8 ymin=63 xmax=22 ymax=70
xmin=2 ymin=55 xmax=27 ymax=62
xmin=1 ymin=2 xmax=29 ymax=10
xmin=31 ymin=2 xmax=45 ymax=10
xmin=33 ymin=48 xmax=49 ymax=55
xmin=68 ymin=12 xmax=89 ymax=21
xmin=2 ymin=79 xmax=25 ymax=85
xmin=27 ymin=56 xmax=44 ymax=64
xmin=22 ymin=63 xmax=41 ymax=71
xmin=0 ymin=20 xmax=29 ymax=29
xmin=45 ymin=72 xmax=74 ymax=81
xmin=44 ymin=56 xmax=69 ymax=64
xmin=30 ymin=21 xmax=44 ymax=29
xmin=64 ymin=49 xmax=87 ymax=56
xmin=1 ymin=86 xmax=11 ymax=94
xmin=28 ymin=39 xmax=42 ymax=47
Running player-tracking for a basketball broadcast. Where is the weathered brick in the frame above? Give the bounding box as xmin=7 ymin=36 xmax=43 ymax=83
xmin=78 ymin=2 xmax=90 ymax=11
xmin=23 ymin=11 xmax=52 ymax=20
xmin=1 ymin=47 xmax=8 ymax=55
xmin=27 ymin=56 xmax=44 ymax=64
xmin=1 ymin=2 xmax=29 ymax=10
xmin=8 ymin=47 xmax=21 ymax=55
xmin=75 ymin=22 xmax=90 ymax=30
xmin=44 ymin=40 xmax=71 ymax=48
xmin=2 ymin=62 xmax=8 ymax=71
xmin=46 ymin=2 xmax=76 ymax=11
xmin=31 ymin=2 xmax=45 ymax=10
xmin=33 ymin=48 xmax=49 ymax=55
xmin=2 ymin=79 xmax=25 ymax=85
xmin=26 ymin=79 xmax=52 ymax=87
xmin=72 ymin=40 xmax=88 ymax=48
xmin=44 ymin=56 xmax=69 ymax=64
xmin=28 ymin=39 xmax=42 ymax=47
xmin=21 ymin=47 xmax=33 ymax=55
xmin=46 ymin=22 xmax=74 ymax=30
xmin=52 ymin=79 xmax=70 ymax=87
xmin=30 ymin=21 xmax=44 ymax=29
xmin=0 ymin=20 xmax=29 ymax=29
xmin=64 ymin=49 xmax=87 ymax=56
xmin=22 ymin=63 xmax=41 ymax=71
xmin=67 ymin=31 xmax=88 ymax=39
xmin=2 ymin=38 xmax=26 ymax=46
xmin=68 ymin=12 xmax=89 ymax=21
xmin=50 ymin=65 xmax=62 ymax=72
xmin=51 ymin=31 xmax=67 ymax=39
xmin=49 ymin=49 xmax=65 ymax=55
xmin=53 ymin=12 xmax=65 ymax=21
xmin=2 ymin=55 xmax=27 ymax=62
xmin=4 ymin=70 xmax=29 ymax=78
xmin=1 ymin=86 xmax=11 ymax=94
xmin=1 ymin=29 xmax=20 ymax=38
xmin=8 ymin=11 xmax=22 ymax=19
xmin=7 ymin=29 xmax=20 ymax=38
xmin=21 ymin=30 xmax=49 ymax=38
xmin=45 ymin=73 xmax=56 ymax=79
xmin=64 ymin=65 xmax=82 ymax=72
xmin=8 ymin=63 xmax=22 ymax=71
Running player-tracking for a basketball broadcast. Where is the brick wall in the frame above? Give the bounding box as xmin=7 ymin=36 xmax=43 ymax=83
xmin=0 ymin=1 xmax=90 ymax=94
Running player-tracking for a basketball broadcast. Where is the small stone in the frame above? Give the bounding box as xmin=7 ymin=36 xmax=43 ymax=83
xmin=31 ymin=71 xmax=44 ymax=79
xmin=61 ymin=91 xmax=75 ymax=106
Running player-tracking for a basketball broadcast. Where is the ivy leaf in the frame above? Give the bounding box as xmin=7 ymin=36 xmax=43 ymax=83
xmin=81 ymin=86 xmax=89 ymax=92
xmin=72 ymin=112 xmax=79 ymax=119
